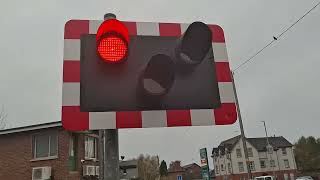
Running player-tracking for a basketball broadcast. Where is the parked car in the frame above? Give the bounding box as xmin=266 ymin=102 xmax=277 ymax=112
xmin=296 ymin=176 xmax=314 ymax=180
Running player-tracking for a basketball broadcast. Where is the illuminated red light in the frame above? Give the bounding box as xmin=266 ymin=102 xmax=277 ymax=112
xmin=97 ymin=34 xmax=128 ymax=62
xmin=96 ymin=19 xmax=130 ymax=63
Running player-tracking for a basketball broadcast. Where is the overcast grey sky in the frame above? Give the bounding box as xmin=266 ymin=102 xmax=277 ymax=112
xmin=0 ymin=0 xmax=320 ymax=167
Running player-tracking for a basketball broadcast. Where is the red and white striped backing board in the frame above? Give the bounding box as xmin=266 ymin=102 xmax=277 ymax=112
xmin=62 ymin=20 xmax=237 ymax=131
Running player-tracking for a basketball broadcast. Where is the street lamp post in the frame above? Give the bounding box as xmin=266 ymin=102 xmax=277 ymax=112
xmin=262 ymin=121 xmax=270 ymax=146
xmin=261 ymin=121 xmax=276 ymax=179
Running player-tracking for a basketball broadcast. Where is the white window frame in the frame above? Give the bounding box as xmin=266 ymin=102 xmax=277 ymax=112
xmin=282 ymin=148 xmax=287 ymax=155
xmin=236 ymin=149 xmax=242 ymax=158
xmin=238 ymin=162 xmax=244 ymax=172
xmin=69 ymin=135 xmax=75 ymax=157
xmin=227 ymin=153 xmax=231 ymax=159
xmin=270 ymin=160 xmax=276 ymax=167
xmin=260 ymin=160 xmax=266 ymax=168
xmin=267 ymin=145 xmax=273 ymax=154
xmin=85 ymin=136 xmax=98 ymax=160
xmin=32 ymin=132 xmax=58 ymax=160
xmin=284 ymin=159 xmax=290 ymax=168
xmin=248 ymin=148 xmax=253 ymax=157
xmin=227 ymin=163 xmax=232 ymax=173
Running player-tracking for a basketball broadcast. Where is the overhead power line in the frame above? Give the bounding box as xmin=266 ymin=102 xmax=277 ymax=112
xmin=233 ymin=1 xmax=320 ymax=73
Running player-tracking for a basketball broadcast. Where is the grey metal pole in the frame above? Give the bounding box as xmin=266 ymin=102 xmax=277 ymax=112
xmin=262 ymin=121 xmax=270 ymax=145
xmin=99 ymin=130 xmax=104 ymax=179
xmin=103 ymin=13 xmax=120 ymax=180
xmin=262 ymin=121 xmax=276 ymax=178
xmin=104 ymin=129 xmax=120 ymax=180
xmin=231 ymin=72 xmax=252 ymax=180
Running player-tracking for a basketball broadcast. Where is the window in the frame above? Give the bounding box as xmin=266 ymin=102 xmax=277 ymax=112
xmin=236 ymin=149 xmax=242 ymax=158
xmin=32 ymin=132 xmax=58 ymax=159
xmin=270 ymin=160 xmax=276 ymax=167
xmin=267 ymin=145 xmax=273 ymax=154
xmin=248 ymin=148 xmax=253 ymax=157
xmin=282 ymin=148 xmax=287 ymax=155
xmin=85 ymin=136 xmax=97 ymax=159
xmin=238 ymin=162 xmax=244 ymax=172
xmin=240 ymin=177 xmax=246 ymax=180
xmin=284 ymin=159 xmax=290 ymax=168
xmin=221 ymin=164 xmax=224 ymax=171
xmin=216 ymin=165 xmax=219 ymax=174
xmin=249 ymin=161 xmax=255 ymax=171
xmin=69 ymin=134 xmax=77 ymax=171
xmin=228 ymin=163 xmax=232 ymax=173
xmin=227 ymin=153 xmax=231 ymax=159
xmin=260 ymin=160 xmax=266 ymax=168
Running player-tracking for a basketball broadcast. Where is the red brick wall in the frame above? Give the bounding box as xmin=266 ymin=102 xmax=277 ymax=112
xmin=167 ymin=172 xmax=184 ymax=180
xmin=184 ymin=164 xmax=202 ymax=179
xmin=0 ymin=127 xmax=98 ymax=180
xmin=169 ymin=161 xmax=184 ymax=172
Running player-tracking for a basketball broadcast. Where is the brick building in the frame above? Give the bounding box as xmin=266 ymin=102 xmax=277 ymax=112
xmin=212 ymin=135 xmax=297 ymax=180
xmin=167 ymin=161 xmax=202 ymax=180
xmin=0 ymin=121 xmax=99 ymax=180
xmin=182 ymin=163 xmax=202 ymax=180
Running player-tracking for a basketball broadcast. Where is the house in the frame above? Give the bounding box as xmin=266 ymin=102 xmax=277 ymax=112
xmin=120 ymin=159 xmax=139 ymax=180
xmin=168 ymin=161 xmax=185 ymax=180
xmin=212 ymin=135 xmax=297 ymax=180
xmin=0 ymin=121 xmax=99 ymax=180
xmin=182 ymin=163 xmax=202 ymax=180
xmin=167 ymin=161 xmax=202 ymax=180
xmin=0 ymin=121 xmax=100 ymax=179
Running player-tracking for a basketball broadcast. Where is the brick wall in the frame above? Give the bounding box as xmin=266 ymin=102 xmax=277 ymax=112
xmin=167 ymin=162 xmax=202 ymax=180
xmin=184 ymin=164 xmax=202 ymax=179
xmin=166 ymin=172 xmax=184 ymax=180
xmin=0 ymin=127 xmax=98 ymax=180
xmin=169 ymin=161 xmax=184 ymax=172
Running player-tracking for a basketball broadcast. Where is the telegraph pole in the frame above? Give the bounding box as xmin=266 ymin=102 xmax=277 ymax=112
xmin=231 ymin=72 xmax=252 ymax=180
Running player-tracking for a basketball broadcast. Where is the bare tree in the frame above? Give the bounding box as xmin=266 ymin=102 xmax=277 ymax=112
xmin=136 ymin=154 xmax=160 ymax=180
xmin=0 ymin=106 xmax=7 ymax=130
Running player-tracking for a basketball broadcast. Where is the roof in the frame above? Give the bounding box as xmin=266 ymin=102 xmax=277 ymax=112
xmin=168 ymin=161 xmax=185 ymax=173
xmin=0 ymin=121 xmax=62 ymax=135
xmin=247 ymin=136 xmax=292 ymax=151
xmin=220 ymin=135 xmax=241 ymax=147
xmin=120 ymin=160 xmax=138 ymax=169
xmin=212 ymin=135 xmax=293 ymax=154
xmin=212 ymin=135 xmax=241 ymax=154
xmin=182 ymin=163 xmax=200 ymax=169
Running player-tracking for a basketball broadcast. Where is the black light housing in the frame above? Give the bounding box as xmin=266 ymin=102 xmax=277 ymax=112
xmin=176 ymin=21 xmax=212 ymax=66
xmin=138 ymin=54 xmax=175 ymax=104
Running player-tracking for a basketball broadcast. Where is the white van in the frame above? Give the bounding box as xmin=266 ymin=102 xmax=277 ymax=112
xmin=254 ymin=176 xmax=275 ymax=180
